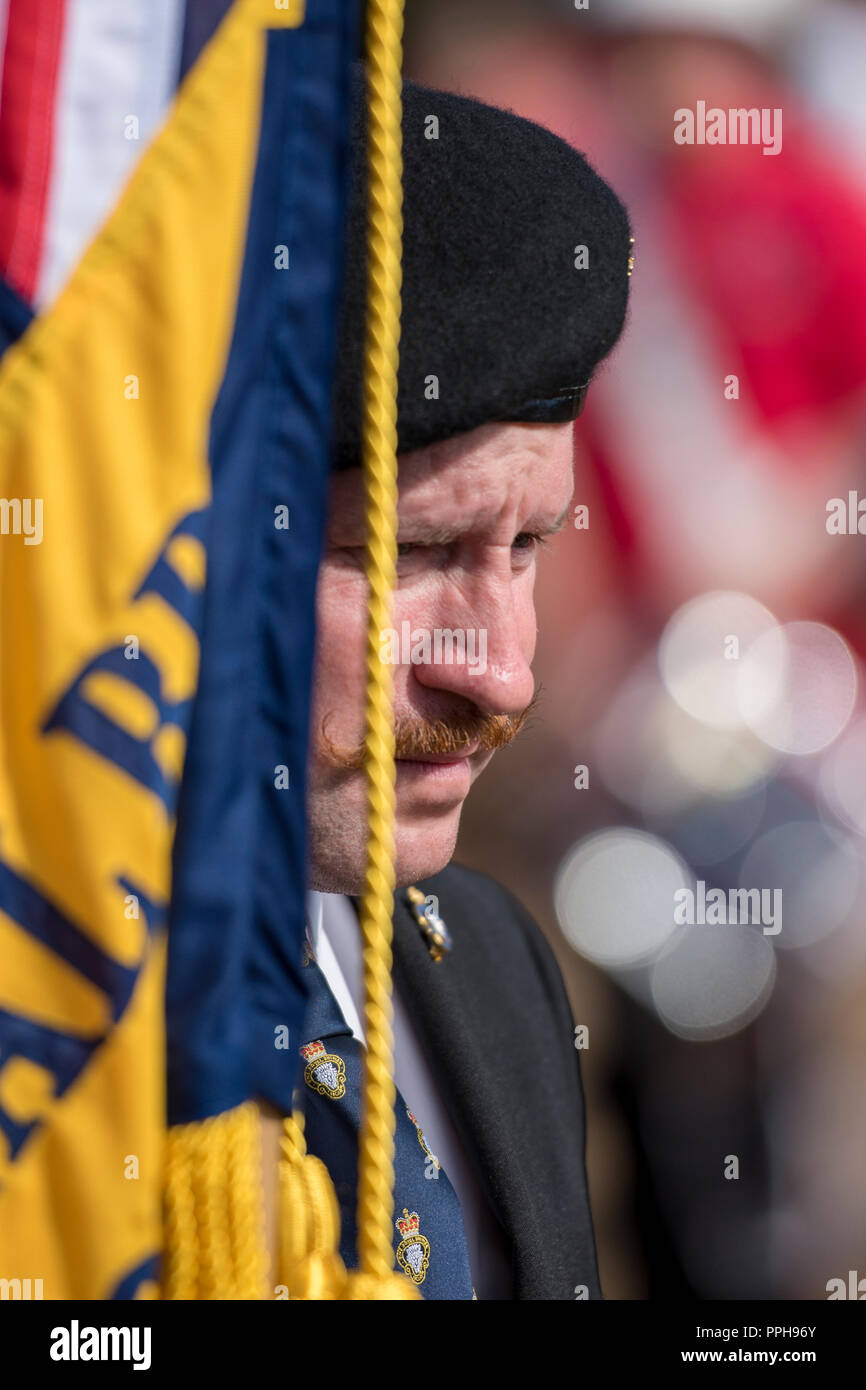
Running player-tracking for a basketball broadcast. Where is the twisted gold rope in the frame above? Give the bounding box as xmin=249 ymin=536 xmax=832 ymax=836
xmin=354 ymin=0 xmax=411 ymax=1288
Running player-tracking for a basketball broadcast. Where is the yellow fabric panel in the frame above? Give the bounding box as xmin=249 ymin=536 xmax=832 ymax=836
xmin=0 ymin=936 xmax=167 ymax=1298
xmin=164 ymin=534 xmax=207 ymax=596
xmin=0 ymin=0 xmax=302 ymax=1298
xmin=0 ymin=910 xmax=113 ymax=1037
xmin=0 ymin=1058 xmax=59 ymax=1125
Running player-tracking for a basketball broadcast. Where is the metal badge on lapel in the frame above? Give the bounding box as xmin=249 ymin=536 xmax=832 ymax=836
xmin=406 ymin=886 xmax=452 ymax=962
xmin=300 ymin=1039 xmax=347 ymax=1100
xmin=406 ymin=1107 xmax=441 ymax=1171
xmin=395 ymin=1208 xmax=431 ymax=1284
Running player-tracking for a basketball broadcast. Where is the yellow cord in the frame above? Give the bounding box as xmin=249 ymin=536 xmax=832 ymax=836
xmin=277 ymin=1110 xmax=348 ymax=1299
xmin=346 ymin=0 xmax=420 ymax=1300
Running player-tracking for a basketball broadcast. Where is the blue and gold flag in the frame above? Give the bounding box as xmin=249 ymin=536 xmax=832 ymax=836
xmin=0 ymin=0 xmax=356 ymax=1299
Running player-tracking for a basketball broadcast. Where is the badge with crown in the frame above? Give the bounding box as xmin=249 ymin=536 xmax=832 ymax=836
xmin=300 ymin=1039 xmax=347 ymax=1100
xmin=395 ymin=1208 xmax=431 ymax=1284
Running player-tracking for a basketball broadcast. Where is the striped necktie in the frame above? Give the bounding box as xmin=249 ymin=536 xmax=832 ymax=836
xmin=298 ymin=937 xmax=476 ymax=1299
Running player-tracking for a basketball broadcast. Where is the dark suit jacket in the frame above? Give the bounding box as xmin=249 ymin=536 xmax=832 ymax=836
xmin=387 ymin=861 xmax=602 ymax=1301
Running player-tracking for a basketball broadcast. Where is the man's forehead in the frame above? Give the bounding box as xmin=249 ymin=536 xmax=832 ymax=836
xmin=327 ymin=420 xmax=574 ymax=535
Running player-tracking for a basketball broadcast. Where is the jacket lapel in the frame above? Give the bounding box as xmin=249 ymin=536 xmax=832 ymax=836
xmin=349 ymin=879 xmax=600 ymax=1299
xmin=389 ymin=887 xmax=556 ymax=1298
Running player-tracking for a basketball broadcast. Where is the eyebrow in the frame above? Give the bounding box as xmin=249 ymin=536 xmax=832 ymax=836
xmin=397 ymin=504 xmax=572 ymax=548
xmin=545 ymin=504 xmax=571 ymax=535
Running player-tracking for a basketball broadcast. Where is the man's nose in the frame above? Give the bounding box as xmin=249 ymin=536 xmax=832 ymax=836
xmin=408 ymin=583 xmax=535 ymax=717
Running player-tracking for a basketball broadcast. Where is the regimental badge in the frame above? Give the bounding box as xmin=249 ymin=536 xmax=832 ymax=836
xmin=406 ymin=1107 xmax=440 ymax=1170
xmin=627 ymin=235 xmax=636 ymax=278
xmin=406 ymin=886 xmax=452 ymax=962
xmin=395 ymin=1208 xmax=431 ymax=1285
xmin=301 ymin=937 xmax=315 ymax=967
xmin=300 ymin=1038 xmax=346 ymax=1099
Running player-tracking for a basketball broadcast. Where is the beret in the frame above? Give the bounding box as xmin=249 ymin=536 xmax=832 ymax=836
xmin=331 ymin=67 xmax=632 ymax=469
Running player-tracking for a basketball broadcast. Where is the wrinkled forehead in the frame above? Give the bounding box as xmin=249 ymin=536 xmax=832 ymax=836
xmin=326 ymin=420 xmax=575 ymax=540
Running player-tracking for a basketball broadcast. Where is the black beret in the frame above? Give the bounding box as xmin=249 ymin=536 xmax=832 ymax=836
xmin=332 ymin=67 xmax=632 ymax=469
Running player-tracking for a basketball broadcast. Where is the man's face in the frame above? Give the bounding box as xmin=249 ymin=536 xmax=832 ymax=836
xmin=307 ymin=418 xmax=575 ymax=894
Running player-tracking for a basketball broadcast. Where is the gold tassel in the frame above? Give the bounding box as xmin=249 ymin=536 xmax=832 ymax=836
xmin=277 ymin=1110 xmax=348 ymax=1299
xmin=162 ymin=1102 xmax=269 ymax=1299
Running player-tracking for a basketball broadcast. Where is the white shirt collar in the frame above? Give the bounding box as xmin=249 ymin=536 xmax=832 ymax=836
xmin=305 ymin=889 xmax=324 ymax=950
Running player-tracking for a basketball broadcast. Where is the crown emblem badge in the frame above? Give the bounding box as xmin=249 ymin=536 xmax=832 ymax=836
xmin=300 ymin=1038 xmax=346 ymax=1100
xmin=406 ymin=1107 xmax=440 ymax=1170
xmin=395 ymin=1208 xmax=431 ymax=1284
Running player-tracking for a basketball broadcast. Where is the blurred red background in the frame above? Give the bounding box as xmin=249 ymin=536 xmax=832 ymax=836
xmin=405 ymin=0 xmax=866 ymax=1299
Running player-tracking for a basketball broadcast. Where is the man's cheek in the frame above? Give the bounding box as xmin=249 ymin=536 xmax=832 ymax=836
xmin=310 ymin=575 xmax=367 ymax=738
xmin=515 ymin=588 xmax=539 ymax=664
xmin=391 ymin=580 xmax=442 ymax=625
xmin=317 ymin=574 xmax=367 ymax=659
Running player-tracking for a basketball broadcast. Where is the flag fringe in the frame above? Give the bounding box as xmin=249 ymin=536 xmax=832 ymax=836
xmin=163 ymin=1102 xmax=269 ymax=1299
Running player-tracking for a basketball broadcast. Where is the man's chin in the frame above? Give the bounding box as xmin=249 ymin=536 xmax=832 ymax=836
xmin=391 ymin=833 xmax=459 ymax=891
xmin=309 ymin=815 xmax=461 ymax=897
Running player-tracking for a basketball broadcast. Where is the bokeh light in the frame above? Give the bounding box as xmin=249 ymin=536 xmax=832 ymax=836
xmin=594 ymin=657 xmax=778 ymax=818
xmin=659 ymin=698 xmax=778 ymax=800
xmin=659 ymin=591 xmax=778 ymax=729
xmin=739 ymin=821 xmax=860 ymax=951
xmin=819 ymin=715 xmax=866 ymax=837
xmin=651 ymin=925 xmax=777 ymax=1041
xmin=738 ymin=622 xmax=858 ymax=756
xmin=554 ymin=828 xmax=688 ymax=968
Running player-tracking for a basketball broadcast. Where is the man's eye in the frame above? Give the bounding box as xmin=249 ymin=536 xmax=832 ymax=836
xmin=393 ymin=535 xmax=545 ymax=559
xmin=512 ymin=532 xmax=545 ymax=552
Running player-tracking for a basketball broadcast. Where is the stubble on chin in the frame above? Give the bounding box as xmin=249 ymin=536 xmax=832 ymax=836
xmin=306 ymin=769 xmax=464 ymax=895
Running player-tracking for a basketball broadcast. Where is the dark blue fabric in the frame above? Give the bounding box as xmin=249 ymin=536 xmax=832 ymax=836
xmin=0 ymin=275 xmax=33 ymax=354
xmin=166 ymin=0 xmax=360 ymax=1124
xmin=110 ymin=1255 xmax=161 ymax=1300
xmin=298 ymin=945 xmax=475 ymax=1299
xmin=176 ymin=0 xmax=235 ymax=83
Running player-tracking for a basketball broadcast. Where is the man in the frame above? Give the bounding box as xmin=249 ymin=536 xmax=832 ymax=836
xmin=259 ymin=71 xmax=631 ymax=1301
